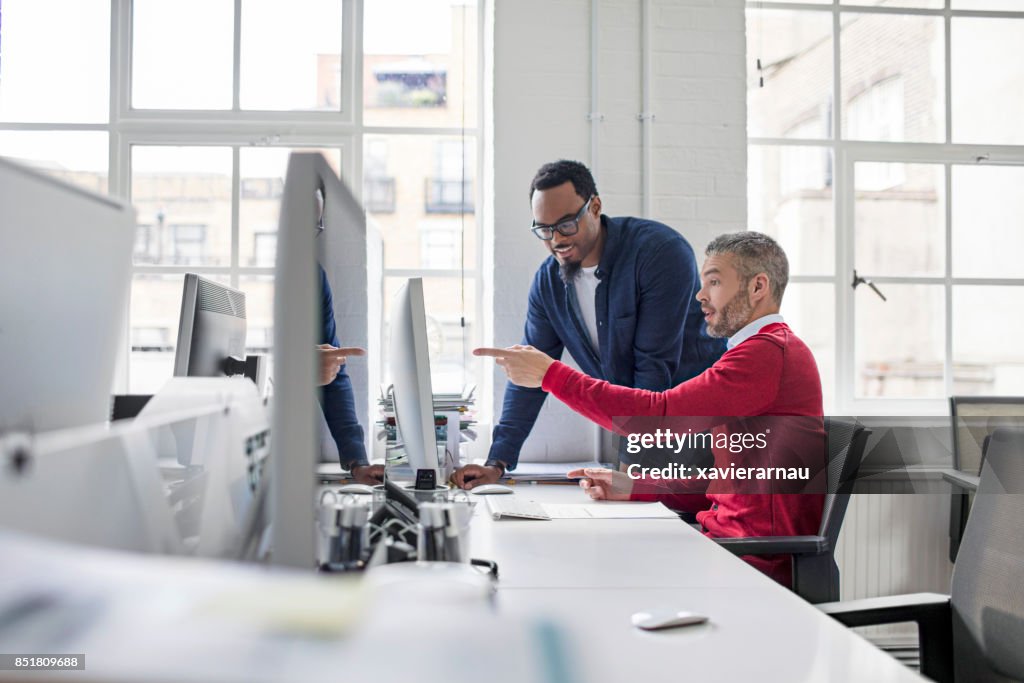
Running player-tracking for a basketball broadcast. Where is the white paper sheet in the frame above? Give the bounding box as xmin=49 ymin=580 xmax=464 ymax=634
xmin=541 ymin=502 xmax=678 ymax=520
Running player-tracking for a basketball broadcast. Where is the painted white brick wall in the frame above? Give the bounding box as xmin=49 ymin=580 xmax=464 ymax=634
xmin=487 ymin=0 xmax=746 ymax=463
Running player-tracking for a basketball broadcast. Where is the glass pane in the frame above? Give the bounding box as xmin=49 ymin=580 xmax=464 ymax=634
xmin=240 ymin=0 xmax=343 ymax=111
xmin=239 ymin=147 xmax=342 ymax=267
xmin=952 ymin=18 xmax=1024 ymax=144
xmin=843 ymin=0 xmax=942 ymax=7
xmin=780 ymin=283 xmax=835 ymax=413
xmin=131 ymin=146 xmax=233 ymax=266
xmin=129 ymin=273 xmax=228 ymax=393
xmin=0 ymin=131 xmax=108 ymax=194
xmin=365 ymin=135 xmax=476 ymax=270
xmin=363 ymin=0 xmax=478 ymax=128
xmin=239 ymin=275 xmax=275 ymax=381
xmin=953 ymin=1 xmax=1024 ymax=9
xmin=841 ymin=14 xmax=944 ymax=142
xmin=132 ymin=0 xmax=233 ymax=110
xmin=0 ymin=0 xmax=109 ymax=123
xmin=748 ymin=144 xmax=834 ymax=276
xmin=854 ymin=162 xmax=945 ymax=277
xmin=953 ymin=286 xmax=1024 ymax=396
xmin=383 ymin=276 xmax=476 ymax=394
xmin=855 ymin=284 xmax=945 ymax=398
xmin=747 ymin=9 xmax=832 ymax=139
xmin=952 ymin=165 xmax=1024 ymax=279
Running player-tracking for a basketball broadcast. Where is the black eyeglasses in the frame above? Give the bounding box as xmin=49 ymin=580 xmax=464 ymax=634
xmin=530 ymin=195 xmax=595 ymax=241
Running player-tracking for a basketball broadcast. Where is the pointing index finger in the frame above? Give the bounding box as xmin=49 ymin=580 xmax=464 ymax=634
xmin=473 ymin=347 xmax=512 ymax=358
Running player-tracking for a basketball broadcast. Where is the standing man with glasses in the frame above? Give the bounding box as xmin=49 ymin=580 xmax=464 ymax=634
xmin=452 ymin=160 xmax=725 ymax=489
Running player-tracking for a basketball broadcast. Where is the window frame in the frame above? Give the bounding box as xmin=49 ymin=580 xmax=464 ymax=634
xmin=0 ymin=0 xmax=487 ymax=405
xmin=747 ymin=0 xmax=1024 ymax=415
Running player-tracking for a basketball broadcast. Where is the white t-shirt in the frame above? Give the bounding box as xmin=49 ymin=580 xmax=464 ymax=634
xmin=574 ymin=265 xmax=601 ymax=352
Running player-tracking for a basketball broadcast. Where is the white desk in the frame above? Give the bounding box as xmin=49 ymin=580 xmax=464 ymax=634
xmin=475 ymin=484 xmax=925 ymax=683
xmin=0 ymin=485 xmax=925 ymax=682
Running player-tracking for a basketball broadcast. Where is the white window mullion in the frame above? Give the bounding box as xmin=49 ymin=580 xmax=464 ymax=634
xmin=944 ymin=161 xmax=954 ymax=398
xmin=232 ymin=0 xmax=242 ymax=112
xmin=349 ymin=0 xmax=364 ymax=206
xmin=231 ymin=146 xmax=241 ymax=289
xmin=832 ymin=3 xmax=848 ymax=415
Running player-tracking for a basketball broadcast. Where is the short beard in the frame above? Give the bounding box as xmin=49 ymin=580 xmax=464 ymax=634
xmin=559 ymin=260 xmax=582 ymax=283
xmin=707 ymin=289 xmax=754 ymax=338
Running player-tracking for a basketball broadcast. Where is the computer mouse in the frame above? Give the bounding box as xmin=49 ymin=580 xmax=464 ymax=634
xmin=337 ymin=483 xmax=374 ymax=495
xmin=631 ymin=609 xmax=708 ymax=631
xmin=468 ymin=483 xmax=514 ymax=495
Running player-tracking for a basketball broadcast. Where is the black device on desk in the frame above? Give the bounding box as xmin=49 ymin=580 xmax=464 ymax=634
xmin=414 ymin=469 xmax=437 ymax=490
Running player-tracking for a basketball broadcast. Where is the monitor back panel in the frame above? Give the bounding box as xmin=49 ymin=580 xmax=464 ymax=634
xmin=0 ymin=157 xmax=135 ymax=433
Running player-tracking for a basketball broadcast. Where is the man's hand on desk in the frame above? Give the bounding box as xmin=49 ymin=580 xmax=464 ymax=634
xmin=350 ymin=464 xmax=385 ymax=485
xmin=317 ymin=345 xmax=366 ymax=386
xmin=473 ymin=346 xmax=555 ymax=388
xmin=566 ymin=468 xmax=634 ymax=501
xmin=452 ymin=464 xmax=503 ymax=490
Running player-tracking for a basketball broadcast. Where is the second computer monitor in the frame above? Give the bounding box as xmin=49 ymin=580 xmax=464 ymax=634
xmin=389 ymin=278 xmax=441 ymax=478
xmin=173 ymin=273 xmax=247 ymax=378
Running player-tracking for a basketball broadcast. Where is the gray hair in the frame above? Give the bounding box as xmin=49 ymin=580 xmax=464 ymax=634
xmin=705 ymin=231 xmax=789 ymax=305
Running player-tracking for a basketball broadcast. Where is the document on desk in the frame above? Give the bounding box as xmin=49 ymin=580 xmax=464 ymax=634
xmin=541 ymin=502 xmax=678 ymax=520
xmin=507 ymin=460 xmax=614 ymax=481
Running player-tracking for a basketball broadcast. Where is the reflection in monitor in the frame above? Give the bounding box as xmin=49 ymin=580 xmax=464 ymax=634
xmin=173 ymin=274 xmax=248 ymax=378
xmin=0 ymin=156 xmax=135 ymax=433
xmin=389 ymin=278 xmax=441 ymax=479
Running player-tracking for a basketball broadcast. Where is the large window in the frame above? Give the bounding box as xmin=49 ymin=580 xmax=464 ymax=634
xmin=0 ymin=0 xmax=482 ymax=396
xmin=747 ymin=2 xmax=1024 ymax=412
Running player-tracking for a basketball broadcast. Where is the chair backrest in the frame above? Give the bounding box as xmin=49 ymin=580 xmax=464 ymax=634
xmin=819 ymin=419 xmax=870 ymax=545
xmin=950 ymin=427 xmax=1024 ymax=682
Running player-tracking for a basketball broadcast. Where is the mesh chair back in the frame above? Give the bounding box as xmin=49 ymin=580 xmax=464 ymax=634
xmin=819 ymin=419 xmax=869 ymax=543
xmin=951 ymin=428 xmax=1024 ymax=682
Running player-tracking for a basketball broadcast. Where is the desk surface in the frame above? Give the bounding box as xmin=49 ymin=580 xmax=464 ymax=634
xmin=0 ymin=485 xmax=925 ymax=682
xmin=476 ymin=485 xmax=924 ymax=683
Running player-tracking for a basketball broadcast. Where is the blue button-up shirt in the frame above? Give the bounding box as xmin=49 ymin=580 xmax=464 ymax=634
xmin=319 ymin=266 xmax=367 ymax=469
xmin=488 ymin=215 xmax=726 ymax=469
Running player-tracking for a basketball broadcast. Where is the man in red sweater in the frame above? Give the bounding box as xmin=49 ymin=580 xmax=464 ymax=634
xmin=475 ymin=232 xmax=825 ymax=586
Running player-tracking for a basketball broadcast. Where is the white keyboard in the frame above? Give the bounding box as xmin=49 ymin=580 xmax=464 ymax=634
xmin=485 ymin=496 xmax=551 ymax=520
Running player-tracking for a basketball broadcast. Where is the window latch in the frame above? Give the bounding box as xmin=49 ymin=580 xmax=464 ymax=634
xmin=852 ymin=270 xmax=887 ymax=302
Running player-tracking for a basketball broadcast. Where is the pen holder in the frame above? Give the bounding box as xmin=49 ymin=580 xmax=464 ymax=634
xmin=317 ymin=495 xmax=370 ymax=567
xmin=417 ymin=501 xmax=472 ymax=563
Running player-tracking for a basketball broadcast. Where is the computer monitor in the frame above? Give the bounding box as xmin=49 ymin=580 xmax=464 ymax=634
xmin=389 ymin=278 xmax=442 ymax=479
xmin=0 ymin=156 xmax=135 ymax=434
xmin=950 ymin=396 xmax=1024 ymax=475
xmin=173 ymin=274 xmax=248 ymax=378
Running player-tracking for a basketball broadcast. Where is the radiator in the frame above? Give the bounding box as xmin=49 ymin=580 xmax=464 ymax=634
xmin=834 ymin=482 xmax=954 ymax=640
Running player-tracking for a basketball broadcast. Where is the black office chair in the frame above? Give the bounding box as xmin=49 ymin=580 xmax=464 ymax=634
xmin=713 ymin=419 xmax=869 ymax=604
xmin=820 ymin=427 xmax=1024 ymax=683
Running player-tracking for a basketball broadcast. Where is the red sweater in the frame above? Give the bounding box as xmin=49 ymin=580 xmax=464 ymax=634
xmin=541 ymin=322 xmax=825 ymax=586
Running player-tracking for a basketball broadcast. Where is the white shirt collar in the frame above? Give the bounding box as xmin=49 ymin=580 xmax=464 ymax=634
xmin=727 ymin=313 xmax=785 ymax=350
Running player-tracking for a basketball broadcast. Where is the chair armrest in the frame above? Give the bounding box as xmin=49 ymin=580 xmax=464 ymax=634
xmin=942 ymin=469 xmax=980 ymax=492
xmin=820 ymin=593 xmax=954 ymax=682
xmin=715 ymin=535 xmax=828 ymax=556
xmin=818 ymin=593 xmax=950 ymax=628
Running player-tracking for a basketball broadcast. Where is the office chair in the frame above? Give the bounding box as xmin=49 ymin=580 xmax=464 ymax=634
xmin=714 ymin=419 xmax=870 ymax=604
xmin=820 ymin=427 xmax=1024 ymax=683
xmin=947 ymin=396 xmax=1024 ymax=563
